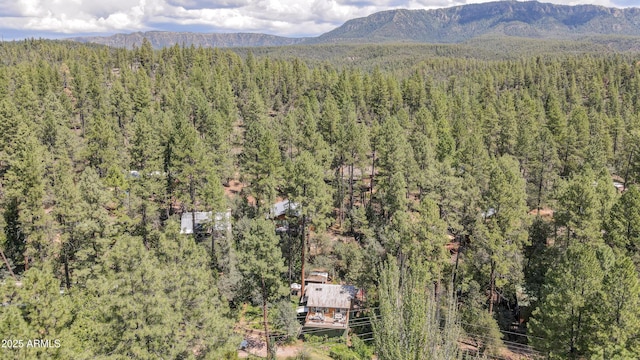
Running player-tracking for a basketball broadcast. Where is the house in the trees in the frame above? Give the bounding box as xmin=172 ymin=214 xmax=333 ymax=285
xmin=269 ymin=200 xmax=300 ymax=234
xmin=481 ymin=207 xmax=496 ymax=220
xmin=302 ymin=284 xmax=357 ymax=334
xmin=270 ymin=199 xmax=300 ymax=220
xmin=305 ymin=270 xmax=329 ymax=285
xmin=515 ymin=285 xmax=536 ymax=325
xmin=180 ymin=210 xmax=231 ymax=238
xmin=291 ymin=271 xmax=330 ymax=296
xmin=613 ymin=181 xmax=625 ymax=192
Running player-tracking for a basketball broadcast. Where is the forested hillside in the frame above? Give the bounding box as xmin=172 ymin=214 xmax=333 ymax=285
xmin=1 ymin=38 xmax=640 ymax=359
xmin=73 ymin=1 xmax=640 ymax=49
xmin=311 ymin=1 xmax=640 ymax=44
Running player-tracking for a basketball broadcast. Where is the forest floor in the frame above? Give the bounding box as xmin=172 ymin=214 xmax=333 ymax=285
xmin=527 ymin=207 xmax=554 ymax=220
xmin=237 ymin=336 xmax=335 ymax=359
xmin=237 ymin=342 xmax=306 ymax=359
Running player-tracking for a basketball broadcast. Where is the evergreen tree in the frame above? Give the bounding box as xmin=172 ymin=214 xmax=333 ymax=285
xmin=592 ymin=252 xmax=640 ymax=358
xmin=241 ymin=119 xmax=283 ymax=212
xmin=555 ymin=170 xmax=601 ymax=244
xmin=2 ymin=123 xmax=49 ymax=271
xmin=0 ymin=267 xmax=72 ymax=359
xmin=472 ymin=155 xmax=528 ymax=314
xmin=286 ymin=151 xmax=333 ymax=296
xmin=530 ymin=244 xmax=606 ymax=359
xmin=71 ymin=235 xmax=179 ymax=359
xmin=156 ymin=222 xmax=239 ymax=358
xmin=376 ymin=116 xmax=414 ymax=220
xmin=606 ymin=185 xmax=640 ymax=254
xmin=236 ymin=218 xmax=287 ymax=359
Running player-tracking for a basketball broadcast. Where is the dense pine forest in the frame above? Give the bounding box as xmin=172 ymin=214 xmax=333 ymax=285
xmin=1 ymin=38 xmax=640 ymax=359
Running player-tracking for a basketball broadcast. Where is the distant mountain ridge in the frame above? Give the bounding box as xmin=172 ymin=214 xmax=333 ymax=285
xmin=314 ymin=1 xmax=640 ymax=43
xmin=71 ymin=1 xmax=640 ymax=48
xmin=73 ymin=31 xmax=306 ymax=49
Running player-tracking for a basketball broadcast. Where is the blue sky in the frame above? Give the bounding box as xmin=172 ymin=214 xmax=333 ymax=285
xmin=0 ymin=0 xmax=638 ymax=40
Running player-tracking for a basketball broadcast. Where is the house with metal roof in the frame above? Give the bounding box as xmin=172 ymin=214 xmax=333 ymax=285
xmin=305 ymin=271 xmax=329 ymax=285
xmin=180 ymin=210 xmax=231 ymax=236
xmin=269 ymin=200 xmax=300 ymax=219
xmin=302 ymin=284 xmax=357 ymax=331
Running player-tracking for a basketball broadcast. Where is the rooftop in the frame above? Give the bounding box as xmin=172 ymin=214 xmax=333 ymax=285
xmin=270 ymin=200 xmax=300 ymax=218
xmin=305 ymin=284 xmax=357 ymax=309
xmin=306 ymin=271 xmax=329 ymax=284
xmin=180 ymin=210 xmax=231 ymax=234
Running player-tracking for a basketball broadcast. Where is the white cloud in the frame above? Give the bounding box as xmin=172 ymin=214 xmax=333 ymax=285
xmin=0 ymin=0 xmax=633 ymax=37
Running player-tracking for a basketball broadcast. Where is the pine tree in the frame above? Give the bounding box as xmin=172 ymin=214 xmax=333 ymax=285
xmin=376 ymin=116 xmax=414 ymax=220
xmin=555 ymin=169 xmax=601 ymax=244
xmin=530 ymin=244 xmax=606 ymax=359
xmin=236 ymin=219 xmax=287 ymax=359
xmin=0 ymin=267 xmax=72 ymax=359
xmin=334 ymin=104 xmax=369 ymax=223
xmin=155 ymin=222 xmax=239 ymax=358
xmin=473 ymin=155 xmax=528 ymax=314
xmin=242 ymin=119 xmax=283 ymax=212
xmin=286 ymin=151 xmax=333 ymax=297
xmin=71 ymin=235 xmax=179 ymax=359
xmin=84 ymin=113 xmax=118 ymax=176
xmin=2 ymin=123 xmax=50 ymax=271
xmin=528 ymin=127 xmax=560 ymax=211
xmin=592 ymin=252 xmax=640 ymax=358
xmin=128 ymin=110 xmax=164 ymax=246
xmin=168 ymin=115 xmax=212 ymax=225
xmin=52 ymin=154 xmax=82 ymax=289
xmin=73 ymin=167 xmax=114 ymax=284
xmin=605 ymin=185 xmax=640 ymax=254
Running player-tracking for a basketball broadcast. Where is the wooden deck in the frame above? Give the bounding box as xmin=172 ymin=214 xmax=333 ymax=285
xmin=304 ymin=308 xmax=349 ymax=329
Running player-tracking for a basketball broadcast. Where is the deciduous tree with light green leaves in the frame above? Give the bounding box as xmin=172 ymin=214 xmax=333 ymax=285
xmin=373 ymin=256 xmax=462 ymax=360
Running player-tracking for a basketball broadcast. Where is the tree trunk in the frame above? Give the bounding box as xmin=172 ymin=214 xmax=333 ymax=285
xmin=624 ymin=149 xmax=633 ymax=189
xmin=64 ymin=249 xmax=71 ymax=289
xmin=80 ymin=111 xmax=85 ymax=137
xmin=142 ymin=203 xmax=149 ymax=250
xmin=288 ymin=235 xmax=293 ymax=286
xmin=563 ymin=142 xmax=570 ymax=176
xmin=369 ymin=145 xmax=376 ymax=209
xmin=349 ymin=161 xmax=355 ymax=211
xmin=211 ymin=233 xmax=216 ymax=269
xmin=300 ymin=213 xmax=307 ymax=299
xmin=451 ymin=240 xmax=461 ymax=294
xmin=537 ymin=167 xmax=544 ymax=214
xmin=262 ymin=275 xmax=271 ymax=359
xmin=340 ymin=164 xmax=344 ymax=226
xmin=190 ymin=174 xmax=196 ymax=237
xmin=488 ymin=260 xmax=496 ymax=315
xmin=0 ymin=248 xmax=17 ymax=281
xmin=191 ymin=210 xmax=196 ymax=237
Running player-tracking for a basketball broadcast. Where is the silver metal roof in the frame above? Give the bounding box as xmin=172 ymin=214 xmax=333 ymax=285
xmin=180 ymin=210 xmax=231 ymax=234
xmin=305 ymin=284 xmax=356 ymax=309
xmin=270 ymin=200 xmax=300 ymax=218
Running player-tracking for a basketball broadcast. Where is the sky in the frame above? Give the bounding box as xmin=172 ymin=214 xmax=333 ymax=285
xmin=0 ymin=0 xmax=639 ymax=40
